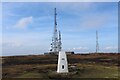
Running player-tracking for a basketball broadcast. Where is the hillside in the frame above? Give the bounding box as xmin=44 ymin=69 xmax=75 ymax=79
xmin=2 ymin=53 xmax=119 ymax=79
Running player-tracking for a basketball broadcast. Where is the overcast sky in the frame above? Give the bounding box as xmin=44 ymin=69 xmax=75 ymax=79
xmin=2 ymin=2 xmax=118 ymax=56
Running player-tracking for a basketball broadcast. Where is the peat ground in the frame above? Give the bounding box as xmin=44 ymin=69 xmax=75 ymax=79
xmin=1 ymin=53 xmax=119 ymax=79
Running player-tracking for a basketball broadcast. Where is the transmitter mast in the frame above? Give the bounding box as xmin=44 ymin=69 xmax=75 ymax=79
xmin=50 ymin=8 xmax=62 ymax=52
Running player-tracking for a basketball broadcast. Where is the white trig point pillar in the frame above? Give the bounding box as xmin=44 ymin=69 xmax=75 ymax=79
xmin=57 ymin=51 xmax=68 ymax=73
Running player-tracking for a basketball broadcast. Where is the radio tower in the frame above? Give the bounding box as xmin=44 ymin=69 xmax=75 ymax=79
xmin=50 ymin=8 xmax=62 ymax=52
xmin=58 ymin=31 xmax=62 ymax=51
xmin=96 ymin=31 xmax=99 ymax=53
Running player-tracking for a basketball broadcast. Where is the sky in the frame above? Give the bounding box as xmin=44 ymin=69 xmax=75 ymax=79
xmin=1 ymin=0 xmax=119 ymax=2
xmin=1 ymin=2 xmax=118 ymax=56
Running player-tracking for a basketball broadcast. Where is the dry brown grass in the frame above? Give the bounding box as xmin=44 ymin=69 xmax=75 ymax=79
xmin=2 ymin=53 xmax=119 ymax=78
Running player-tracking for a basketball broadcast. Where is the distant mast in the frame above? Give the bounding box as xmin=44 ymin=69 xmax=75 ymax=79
xmin=96 ymin=31 xmax=99 ymax=53
xmin=50 ymin=8 xmax=62 ymax=52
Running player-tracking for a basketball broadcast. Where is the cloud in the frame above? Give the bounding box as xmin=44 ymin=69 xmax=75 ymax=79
xmin=80 ymin=14 xmax=110 ymax=29
xmin=58 ymin=3 xmax=117 ymax=33
xmin=63 ymin=11 xmax=116 ymax=33
xmin=67 ymin=47 xmax=88 ymax=51
xmin=54 ymin=2 xmax=93 ymax=11
xmin=14 ymin=16 xmax=33 ymax=29
xmin=65 ymin=47 xmax=89 ymax=53
xmin=2 ymin=41 xmax=22 ymax=47
xmin=104 ymin=46 xmax=118 ymax=51
xmin=37 ymin=16 xmax=52 ymax=21
xmin=73 ymin=47 xmax=88 ymax=50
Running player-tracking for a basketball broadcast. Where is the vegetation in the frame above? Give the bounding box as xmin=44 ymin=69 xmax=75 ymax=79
xmin=2 ymin=53 xmax=119 ymax=79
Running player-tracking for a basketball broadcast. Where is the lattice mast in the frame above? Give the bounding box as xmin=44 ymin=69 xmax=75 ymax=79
xmin=96 ymin=31 xmax=99 ymax=53
xmin=58 ymin=31 xmax=62 ymax=51
xmin=50 ymin=8 xmax=62 ymax=52
xmin=50 ymin=8 xmax=58 ymax=52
